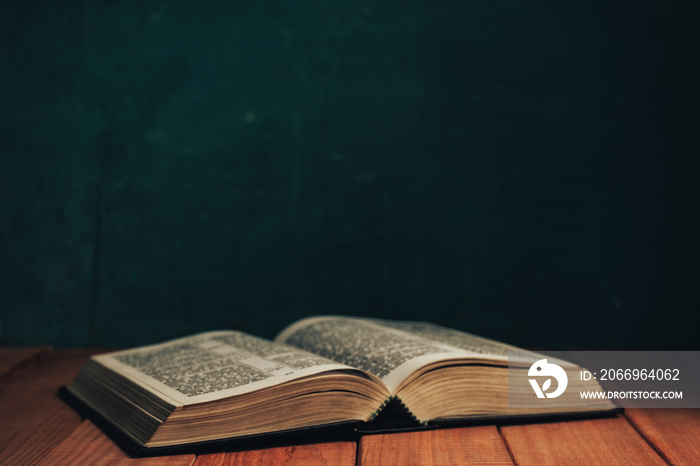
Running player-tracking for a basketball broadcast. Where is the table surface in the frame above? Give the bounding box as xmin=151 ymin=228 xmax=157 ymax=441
xmin=1 ymin=347 xmax=698 ymax=465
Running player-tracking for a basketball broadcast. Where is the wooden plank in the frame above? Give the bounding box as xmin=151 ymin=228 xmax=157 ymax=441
xmin=625 ymin=408 xmax=700 ymax=465
xmin=194 ymin=442 xmax=356 ymax=466
xmin=500 ymin=416 xmax=666 ymax=466
xmin=0 ymin=349 xmax=104 ymax=465
xmin=0 ymin=346 xmax=51 ymax=387
xmin=358 ymin=427 xmax=513 ymax=465
xmin=37 ymin=419 xmax=195 ymax=466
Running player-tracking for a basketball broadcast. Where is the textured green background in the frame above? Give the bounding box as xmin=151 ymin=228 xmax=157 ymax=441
xmin=1 ymin=1 xmax=697 ymax=349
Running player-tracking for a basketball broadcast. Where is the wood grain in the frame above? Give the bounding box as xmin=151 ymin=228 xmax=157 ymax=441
xmin=500 ymin=416 xmax=666 ymax=466
xmin=625 ymin=408 xmax=700 ymax=465
xmin=193 ymin=442 xmax=356 ymax=466
xmin=0 ymin=349 xmax=104 ymax=465
xmin=358 ymin=427 xmax=513 ymax=465
xmin=4 ymin=347 xmax=700 ymax=466
xmin=0 ymin=346 xmax=51 ymax=387
xmin=37 ymin=419 xmax=195 ymax=465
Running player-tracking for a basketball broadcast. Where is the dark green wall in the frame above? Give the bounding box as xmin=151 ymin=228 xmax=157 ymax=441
xmin=1 ymin=0 xmax=697 ymax=349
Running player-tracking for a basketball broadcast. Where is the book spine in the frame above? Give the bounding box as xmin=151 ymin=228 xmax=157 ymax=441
xmin=369 ymin=395 xmax=428 ymax=425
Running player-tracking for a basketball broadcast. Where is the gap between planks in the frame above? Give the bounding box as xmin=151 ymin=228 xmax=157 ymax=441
xmin=499 ymin=415 xmax=667 ymax=466
xmin=624 ymin=408 xmax=700 ymax=465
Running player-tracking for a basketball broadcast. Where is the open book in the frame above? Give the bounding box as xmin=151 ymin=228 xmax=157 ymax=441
xmin=63 ymin=316 xmax=617 ymax=454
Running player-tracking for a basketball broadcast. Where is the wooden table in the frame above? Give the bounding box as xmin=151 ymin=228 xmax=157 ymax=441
xmin=1 ymin=348 xmax=698 ymax=465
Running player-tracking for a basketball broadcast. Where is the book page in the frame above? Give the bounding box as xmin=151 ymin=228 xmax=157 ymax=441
xmin=94 ymin=331 xmax=360 ymax=405
xmin=374 ymin=320 xmax=574 ymax=367
xmin=374 ymin=320 xmax=520 ymax=359
xmin=276 ymin=316 xmax=480 ymax=392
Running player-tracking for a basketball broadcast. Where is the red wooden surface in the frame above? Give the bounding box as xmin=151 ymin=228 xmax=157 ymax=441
xmin=2 ymin=348 xmax=698 ymax=465
xmin=359 ymin=426 xmax=514 ymax=465
xmin=0 ymin=346 xmax=50 ymax=387
xmin=193 ymin=442 xmax=356 ymax=466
